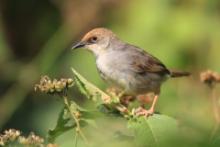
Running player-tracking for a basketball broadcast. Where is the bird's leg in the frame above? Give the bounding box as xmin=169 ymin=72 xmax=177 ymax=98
xmin=137 ymin=94 xmax=152 ymax=105
xmin=135 ymin=95 xmax=159 ymax=117
xmin=148 ymin=94 xmax=158 ymax=114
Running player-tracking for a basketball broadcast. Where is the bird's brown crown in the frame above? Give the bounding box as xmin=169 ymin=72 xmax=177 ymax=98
xmin=81 ymin=28 xmax=116 ymax=43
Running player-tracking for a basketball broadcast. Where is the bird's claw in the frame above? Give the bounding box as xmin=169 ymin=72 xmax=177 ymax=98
xmin=134 ymin=107 xmax=154 ymax=117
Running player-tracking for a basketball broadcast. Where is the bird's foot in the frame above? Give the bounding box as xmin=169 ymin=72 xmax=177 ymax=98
xmin=134 ymin=107 xmax=154 ymax=117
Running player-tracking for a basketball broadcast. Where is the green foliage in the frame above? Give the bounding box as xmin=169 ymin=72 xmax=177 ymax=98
xmin=71 ymin=68 xmax=180 ymax=147
xmin=47 ymin=97 xmax=97 ymax=144
xmin=72 ymin=68 xmax=128 ymax=116
xmin=41 ymin=68 xmax=181 ymax=146
xmin=47 ymin=106 xmax=75 ymax=143
xmin=72 ymin=69 xmax=93 ymax=100
xmin=71 ymin=68 xmax=109 ymax=102
xmin=128 ymin=114 xmax=179 ymax=147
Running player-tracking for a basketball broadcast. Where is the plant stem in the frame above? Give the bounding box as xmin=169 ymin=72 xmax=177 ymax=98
xmin=210 ymin=88 xmax=220 ymax=139
xmin=62 ymin=96 xmax=88 ymax=144
xmin=212 ymin=88 xmax=220 ymax=123
xmin=74 ymin=132 xmax=78 ymax=147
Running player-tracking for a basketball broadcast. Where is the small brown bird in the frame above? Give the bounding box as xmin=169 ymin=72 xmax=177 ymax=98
xmin=72 ymin=28 xmax=190 ymax=116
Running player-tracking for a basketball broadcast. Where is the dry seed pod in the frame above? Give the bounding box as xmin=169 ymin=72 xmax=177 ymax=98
xmin=0 ymin=129 xmax=58 ymax=147
xmin=18 ymin=136 xmax=29 ymax=145
xmin=27 ymin=132 xmax=44 ymax=145
xmin=35 ymin=75 xmax=74 ymax=94
xmin=200 ymin=70 xmax=220 ymax=87
xmin=67 ymin=78 xmax=74 ymax=87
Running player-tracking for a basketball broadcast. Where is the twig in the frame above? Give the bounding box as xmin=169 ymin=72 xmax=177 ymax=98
xmin=210 ymin=88 xmax=220 ymax=139
xmin=62 ymin=96 xmax=88 ymax=144
xmin=212 ymin=89 xmax=220 ymax=123
xmin=74 ymin=131 xmax=78 ymax=147
xmin=200 ymin=70 xmax=220 ymax=140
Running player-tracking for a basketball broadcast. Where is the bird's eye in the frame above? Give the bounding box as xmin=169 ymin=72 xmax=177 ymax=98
xmin=89 ymin=36 xmax=98 ymax=43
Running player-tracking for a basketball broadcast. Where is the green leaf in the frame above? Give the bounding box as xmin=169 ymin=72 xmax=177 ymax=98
xmin=72 ymin=70 xmax=92 ymax=99
xmin=71 ymin=68 xmax=129 ymax=115
xmin=81 ymin=118 xmax=97 ymax=128
xmin=71 ymin=68 xmax=109 ymax=102
xmin=47 ymin=97 xmax=99 ymax=142
xmin=97 ymin=104 xmax=123 ymax=117
xmin=113 ymin=131 xmax=134 ymax=141
xmin=128 ymin=114 xmax=180 ymax=147
xmin=47 ymin=106 xmax=76 ymax=143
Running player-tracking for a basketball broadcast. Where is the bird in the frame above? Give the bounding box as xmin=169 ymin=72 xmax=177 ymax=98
xmin=72 ymin=28 xmax=190 ymax=116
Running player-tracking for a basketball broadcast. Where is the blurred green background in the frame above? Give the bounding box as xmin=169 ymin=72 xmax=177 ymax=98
xmin=0 ymin=0 xmax=220 ymax=146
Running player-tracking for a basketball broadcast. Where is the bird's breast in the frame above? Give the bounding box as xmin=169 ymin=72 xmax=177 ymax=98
xmin=96 ymin=52 xmax=128 ymax=89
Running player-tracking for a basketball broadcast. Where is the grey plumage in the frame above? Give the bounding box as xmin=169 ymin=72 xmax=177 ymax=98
xmin=96 ymin=43 xmax=170 ymax=95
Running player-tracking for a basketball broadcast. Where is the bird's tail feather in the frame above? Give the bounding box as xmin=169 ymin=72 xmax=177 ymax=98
xmin=170 ymin=70 xmax=190 ymax=78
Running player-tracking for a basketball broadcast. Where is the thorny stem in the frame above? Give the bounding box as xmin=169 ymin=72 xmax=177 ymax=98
xmin=62 ymin=95 xmax=88 ymax=144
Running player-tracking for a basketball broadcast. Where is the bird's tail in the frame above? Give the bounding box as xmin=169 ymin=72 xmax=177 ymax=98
xmin=170 ymin=70 xmax=190 ymax=78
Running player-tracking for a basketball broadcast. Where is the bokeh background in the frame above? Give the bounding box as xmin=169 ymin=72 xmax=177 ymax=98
xmin=0 ymin=0 xmax=220 ymax=146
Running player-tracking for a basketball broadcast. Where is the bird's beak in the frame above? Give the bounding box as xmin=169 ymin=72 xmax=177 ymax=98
xmin=71 ymin=41 xmax=86 ymax=50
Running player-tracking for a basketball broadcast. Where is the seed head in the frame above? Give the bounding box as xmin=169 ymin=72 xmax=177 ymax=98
xmin=35 ymin=76 xmax=74 ymax=94
xmin=200 ymin=70 xmax=220 ymax=88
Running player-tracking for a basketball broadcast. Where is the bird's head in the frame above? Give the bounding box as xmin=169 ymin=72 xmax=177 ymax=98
xmin=72 ymin=28 xmax=117 ymax=56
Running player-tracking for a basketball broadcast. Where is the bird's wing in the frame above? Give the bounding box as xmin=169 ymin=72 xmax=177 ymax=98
xmin=127 ymin=45 xmax=170 ymax=76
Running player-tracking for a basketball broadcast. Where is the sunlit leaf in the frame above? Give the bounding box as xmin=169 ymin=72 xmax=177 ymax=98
xmin=128 ymin=114 xmax=179 ymax=147
xmin=71 ymin=68 xmax=109 ymax=102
